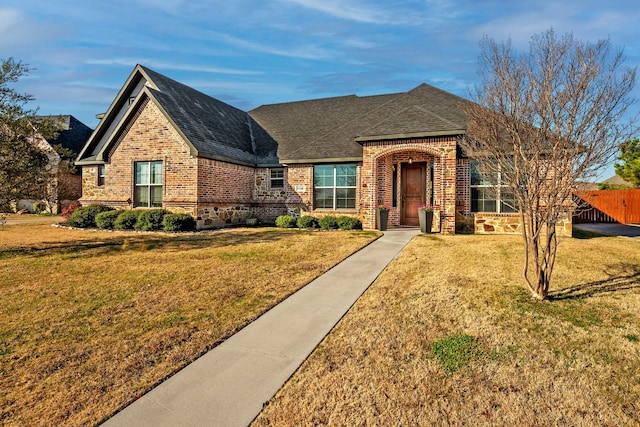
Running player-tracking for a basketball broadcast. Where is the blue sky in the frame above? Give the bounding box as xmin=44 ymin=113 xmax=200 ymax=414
xmin=2 ymin=0 xmax=639 ymax=178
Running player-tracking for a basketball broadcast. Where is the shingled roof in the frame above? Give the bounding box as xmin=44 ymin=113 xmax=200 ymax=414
xmin=249 ymin=83 xmax=468 ymax=163
xmin=78 ymin=65 xmax=469 ymax=167
xmin=77 ymin=65 xmax=279 ymax=167
xmin=36 ymin=115 xmax=93 ymax=155
xmin=141 ymin=67 xmax=279 ymax=166
xmin=50 ymin=115 xmax=93 ymax=155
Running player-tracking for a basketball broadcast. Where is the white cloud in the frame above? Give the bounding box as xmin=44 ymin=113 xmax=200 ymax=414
xmin=218 ymin=33 xmax=336 ymax=61
xmin=276 ymin=0 xmax=399 ymax=24
xmin=0 ymin=7 xmax=21 ymax=32
xmin=85 ymin=58 xmax=262 ymax=76
xmin=0 ymin=7 xmax=60 ymax=50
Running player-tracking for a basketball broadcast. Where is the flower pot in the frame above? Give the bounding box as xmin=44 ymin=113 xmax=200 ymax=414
xmin=377 ymin=210 xmax=389 ymax=231
xmin=419 ymin=210 xmax=433 ymax=233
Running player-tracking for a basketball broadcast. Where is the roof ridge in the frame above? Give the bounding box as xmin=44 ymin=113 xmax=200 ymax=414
xmin=281 ymin=88 xmax=414 ymax=158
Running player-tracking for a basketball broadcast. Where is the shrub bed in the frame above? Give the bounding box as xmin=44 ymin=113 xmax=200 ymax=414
xmin=297 ymin=215 xmax=319 ymax=229
xmin=135 ymin=209 xmax=169 ymax=231
xmin=275 ymin=215 xmax=297 ymax=228
xmin=318 ymin=215 xmax=339 ymax=230
xmin=114 ymin=210 xmax=141 ymax=230
xmin=95 ymin=210 xmax=121 ymax=229
xmin=162 ymin=213 xmax=196 ymax=232
xmin=66 ymin=205 xmax=114 ymax=228
xmin=337 ymin=216 xmax=362 ymax=230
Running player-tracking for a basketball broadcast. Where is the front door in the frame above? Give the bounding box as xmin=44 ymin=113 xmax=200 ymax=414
xmin=401 ymin=163 xmax=425 ymax=226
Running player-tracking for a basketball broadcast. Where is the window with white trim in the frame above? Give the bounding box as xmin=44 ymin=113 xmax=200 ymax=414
xmin=470 ymin=161 xmax=517 ymax=213
xmin=270 ymin=168 xmax=284 ymax=189
xmin=314 ymin=164 xmax=357 ymax=209
xmin=134 ymin=161 xmax=163 ymax=208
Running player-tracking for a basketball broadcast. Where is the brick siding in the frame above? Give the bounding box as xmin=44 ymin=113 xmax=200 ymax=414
xmin=361 ymin=137 xmax=458 ymax=232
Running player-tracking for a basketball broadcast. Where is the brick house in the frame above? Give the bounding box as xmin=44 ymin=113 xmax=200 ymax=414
xmin=17 ymin=115 xmax=92 ymax=213
xmin=76 ymin=65 xmax=571 ymax=234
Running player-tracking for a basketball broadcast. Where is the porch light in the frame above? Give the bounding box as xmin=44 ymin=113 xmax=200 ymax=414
xmin=408 ymin=157 xmax=413 ymax=164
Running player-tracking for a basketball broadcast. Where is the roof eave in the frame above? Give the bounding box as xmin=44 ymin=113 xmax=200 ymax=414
xmin=355 ymin=129 xmax=466 ymax=143
xmin=197 ymin=151 xmax=257 ymax=168
xmin=280 ymin=157 xmax=363 ymax=165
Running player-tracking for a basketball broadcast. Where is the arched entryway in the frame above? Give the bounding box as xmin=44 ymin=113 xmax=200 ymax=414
xmin=359 ymin=137 xmax=458 ymax=233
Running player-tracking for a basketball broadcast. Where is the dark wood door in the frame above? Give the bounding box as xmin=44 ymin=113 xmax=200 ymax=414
xmin=401 ymin=163 xmax=425 ymax=226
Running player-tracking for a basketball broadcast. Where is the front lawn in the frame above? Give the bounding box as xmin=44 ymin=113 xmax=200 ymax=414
xmin=254 ymin=233 xmax=640 ymax=426
xmin=0 ymin=223 xmax=379 ymax=426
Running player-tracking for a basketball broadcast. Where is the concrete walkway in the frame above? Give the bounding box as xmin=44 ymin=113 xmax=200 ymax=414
xmin=102 ymin=228 xmax=420 ymax=427
xmin=573 ymin=222 xmax=640 ymax=238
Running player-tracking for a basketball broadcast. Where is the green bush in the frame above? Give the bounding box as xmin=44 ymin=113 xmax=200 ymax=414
xmin=95 ymin=210 xmax=121 ymax=229
xmin=162 ymin=213 xmax=196 ymax=232
xmin=318 ymin=215 xmax=339 ymax=230
xmin=66 ymin=204 xmax=114 ymax=228
xmin=135 ymin=209 xmax=169 ymax=231
xmin=275 ymin=214 xmax=297 ymax=228
xmin=337 ymin=215 xmax=362 ymax=230
xmin=276 ymin=215 xmax=298 ymax=228
xmin=32 ymin=200 xmax=47 ymax=214
xmin=113 ymin=210 xmax=141 ymax=230
xmin=296 ymin=215 xmax=319 ymax=229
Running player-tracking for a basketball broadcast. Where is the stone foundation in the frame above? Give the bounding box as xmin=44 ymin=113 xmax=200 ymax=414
xmin=474 ymin=213 xmax=572 ymax=237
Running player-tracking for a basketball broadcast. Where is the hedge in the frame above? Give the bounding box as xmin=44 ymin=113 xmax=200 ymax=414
xmin=95 ymin=210 xmax=121 ymax=229
xmin=66 ymin=205 xmax=114 ymax=228
xmin=135 ymin=209 xmax=170 ymax=231
xmin=114 ymin=210 xmax=142 ymax=230
xmin=275 ymin=214 xmax=297 ymax=228
xmin=162 ymin=213 xmax=196 ymax=232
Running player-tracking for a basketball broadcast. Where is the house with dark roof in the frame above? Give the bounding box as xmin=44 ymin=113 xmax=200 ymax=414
xmin=77 ymin=65 xmax=571 ymax=234
xmin=17 ymin=115 xmax=93 ymax=213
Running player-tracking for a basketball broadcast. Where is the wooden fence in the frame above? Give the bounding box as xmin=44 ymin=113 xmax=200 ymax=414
xmin=573 ymin=189 xmax=640 ymax=224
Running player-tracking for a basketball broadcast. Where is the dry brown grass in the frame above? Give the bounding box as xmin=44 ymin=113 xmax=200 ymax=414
xmin=0 ymin=222 xmax=379 ymax=426
xmin=254 ymin=233 xmax=640 ymax=427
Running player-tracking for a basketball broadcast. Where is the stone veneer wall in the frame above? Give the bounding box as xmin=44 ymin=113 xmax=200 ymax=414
xmin=474 ymin=213 xmax=572 ymax=237
xmin=195 ymin=158 xmax=253 ymax=228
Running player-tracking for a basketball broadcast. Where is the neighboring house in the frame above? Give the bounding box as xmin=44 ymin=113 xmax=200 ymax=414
xmin=600 ymin=174 xmax=634 ymax=189
xmin=17 ymin=115 xmax=93 ymax=213
xmin=76 ymin=65 xmax=571 ymax=234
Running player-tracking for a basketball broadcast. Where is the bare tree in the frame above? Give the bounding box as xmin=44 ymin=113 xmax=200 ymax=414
xmin=459 ymin=29 xmax=637 ymax=300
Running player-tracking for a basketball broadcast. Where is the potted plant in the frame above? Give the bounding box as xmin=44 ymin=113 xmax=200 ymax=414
xmin=418 ymin=203 xmax=434 ymax=233
xmin=377 ymin=203 xmax=390 ymax=231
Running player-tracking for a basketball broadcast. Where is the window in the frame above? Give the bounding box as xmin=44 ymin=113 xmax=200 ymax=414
xmin=314 ymin=164 xmax=357 ymax=209
xmin=270 ymin=168 xmax=284 ymax=189
xmin=97 ymin=165 xmax=106 ymax=187
xmin=134 ymin=161 xmax=163 ymax=208
xmin=470 ymin=161 xmax=517 ymax=213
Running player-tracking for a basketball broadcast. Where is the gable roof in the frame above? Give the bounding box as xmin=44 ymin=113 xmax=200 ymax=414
xmin=77 ymin=65 xmax=469 ymax=167
xmin=249 ymin=83 xmax=468 ymax=163
xmin=77 ymin=65 xmax=279 ymax=167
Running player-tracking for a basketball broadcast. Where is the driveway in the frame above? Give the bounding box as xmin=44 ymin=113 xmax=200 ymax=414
xmin=573 ymin=222 xmax=640 ymax=238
